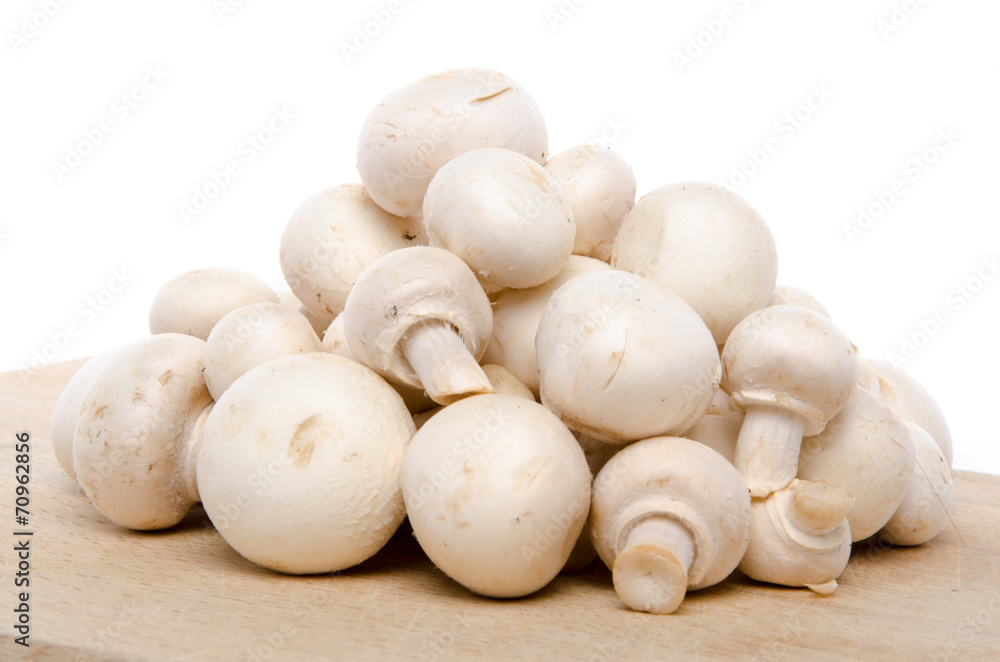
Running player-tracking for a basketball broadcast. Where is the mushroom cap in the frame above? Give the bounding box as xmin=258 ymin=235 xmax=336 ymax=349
xmin=611 ymin=182 xmax=778 ymax=345
xmin=798 ymin=384 xmax=915 ymax=542
xmin=279 ymin=183 xmax=424 ymax=319
xmin=357 ymin=68 xmax=549 ymax=218
xmin=862 ymin=358 xmax=954 ymax=466
xmin=72 ymin=334 xmax=212 ymax=530
xmin=544 ymin=146 xmax=636 ymax=261
xmin=768 ymin=285 xmax=832 ymax=319
xmin=322 ymin=314 xmax=437 ymax=415
xmin=401 ymin=394 xmax=591 ymax=598
xmin=683 ymin=387 xmax=745 ymax=464
xmin=50 ymin=348 xmax=120 ymax=481
xmin=738 ymin=479 xmax=853 ymax=588
xmin=197 ymin=353 xmax=415 ymax=574
xmin=481 ymin=364 xmax=535 ymax=402
xmin=481 ymin=255 xmax=610 ymax=396
xmin=203 ymin=303 xmax=321 ymax=400
xmin=423 ymin=147 xmax=575 ymax=290
xmin=537 ymin=269 xmax=720 ymax=444
xmin=342 ymin=246 xmax=493 ymax=390
xmin=590 ymin=437 xmax=751 ymax=591
xmin=148 ymin=268 xmax=278 ymax=340
xmin=722 ymin=305 xmax=859 ymax=436
xmin=879 ymin=422 xmax=953 ymax=546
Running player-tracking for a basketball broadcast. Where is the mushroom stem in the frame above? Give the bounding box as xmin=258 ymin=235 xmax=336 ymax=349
xmin=181 ymin=402 xmax=215 ymax=504
xmin=612 ymin=515 xmax=695 ymax=615
xmin=401 ymin=319 xmax=494 ymax=405
xmin=734 ymin=404 xmax=807 ymax=497
xmin=785 ymin=478 xmax=855 ymax=537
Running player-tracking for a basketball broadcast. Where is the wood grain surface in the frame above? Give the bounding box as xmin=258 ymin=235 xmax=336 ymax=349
xmin=1 ymin=358 xmax=998 ymax=661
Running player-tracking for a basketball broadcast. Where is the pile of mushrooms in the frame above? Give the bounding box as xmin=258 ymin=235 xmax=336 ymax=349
xmin=51 ymin=67 xmax=956 ymax=614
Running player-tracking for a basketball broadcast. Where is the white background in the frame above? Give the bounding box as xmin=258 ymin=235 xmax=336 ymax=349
xmin=2 ymin=0 xmax=997 ymax=473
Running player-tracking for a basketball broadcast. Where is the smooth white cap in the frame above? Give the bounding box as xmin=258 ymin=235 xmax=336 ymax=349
xmin=401 ymin=394 xmax=591 ymax=598
xmin=148 ymin=268 xmax=278 ymax=340
xmin=357 ymin=68 xmax=548 ymax=218
xmin=612 ymin=182 xmax=778 ymax=345
xmin=537 ymin=269 xmax=720 ymax=444
xmin=197 ymin=353 xmax=415 ymax=574
xmin=423 ymin=147 xmax=575 ymax=290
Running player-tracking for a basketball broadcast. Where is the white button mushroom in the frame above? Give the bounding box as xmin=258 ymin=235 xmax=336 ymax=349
xmin=197 ymin=352 xmax=415 ymax=574
xmin=72 ymin=334 xmax=213 ymax=530
xmin=401 ymin=393 xmax=591 ymax=598
xmin=862 ymin=358 xmax=954 ymax=466
xmin=544 ymin=145 xmax=636 ymax=262
xmin=342 ymin=246 xmax=494 ymax=405
xmin=798 ymin=384 xmax=915 ymax=541
xmin=683 ymin=387 xmax=745 ymax=465
xmin=49 ymin=348 xmax=120 ymax=481
xmin=536 ymin=269 xmax=720 ymax=444
xmin=480 ymin=255 xmax=610 ymax=397
xmin=738 ymin=478 xmax=854 ymax=594
xmin=279 ymin=183 xmax=424 ymax=321
xmin=768 ymin=285 xmax=832 ymax=319
xmin=611 ymin=182 xmax=778 ymax=345
xmin=149 ymin=267 xmax=279 ymax=340
xmin=423 ymin=147 xmax=575 ymax=290
xmin=878 ymin=422 xmax=954 ymax=546
xmin=722 ymin=305 xmax=859 ymax=497
xmin=202 ymin=302 xmax=321 ymax=400
xmin=590 ymin=437 xmax=751 ymax=614
xmin=357 ymin=68 xmax=549 ymax=218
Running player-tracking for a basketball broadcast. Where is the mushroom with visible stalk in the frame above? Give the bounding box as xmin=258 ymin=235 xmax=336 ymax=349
xmin=590 ymin=437 xmax=751 ymax=614
xmin=357 ymin=68 xmax=548 ymax=218
xmin=612 ymin=182 xmax=778 ymax=345
xmin=202 ymin=302 xmax=321 ymax=400
xmin=878 ymin=422 xmax=954 ymax=546
xmin=683 ymin=387 xmax=745 ymax=465
xmin=149 ymin=268 xmax=278 ymax=340
xmin=480 ymin=255 xmax=610 ymax=397
xmin=862 ymin=358 xmax=954 ymax=466
xmin=797 ymin=384 xmax=915 ymax=541
xmin=722 ymin=305 xmax=859 ymax=497
xmin=411 ymin=363 xmax=534 ymax=430
xmin=423 ymin=147 xmax=575 ymax=291
xmin=767 ymin=285 xmax=832 ymax=319
xmin=536 ymin=269 xmax=720 ymax=445
xmin=342 ymin=246 xmax=494 ymax=406
xmin=321 ymin=313 xmax=436 ymax=415
xmin=544 ymin=146 xmax=635 ymax=262
xmin=72 ymin=334 xmax=213 ymax=530
xmin=738 ymin=478 xmax=854 ymax=594
xmin=198 ymin=352 xmax=415 ymax=574
xmin=401 ymin=393 xmax=591 ymax=598
xmin=279 ymin=183 xmax=424 ymax=321
xmin=49 ymin=348 xmax=120 ymax=480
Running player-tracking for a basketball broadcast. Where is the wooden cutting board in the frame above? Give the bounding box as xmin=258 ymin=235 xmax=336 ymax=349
xmin=1 ymin=358 xmax=997 ymax=661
